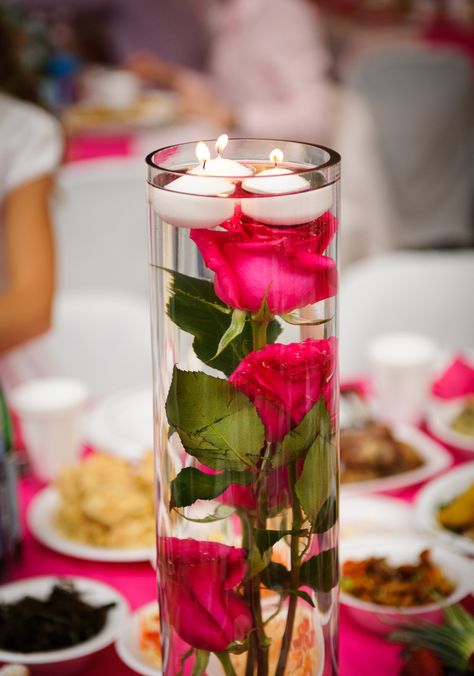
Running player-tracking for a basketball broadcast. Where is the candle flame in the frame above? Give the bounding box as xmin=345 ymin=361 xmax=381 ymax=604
xmin=196 ymin=141 xmax=211 ymax=165
xmin=269 ymin=148 xmax=284 ymax=166
xmin=215 ymin=134 xmax=229 ymax=156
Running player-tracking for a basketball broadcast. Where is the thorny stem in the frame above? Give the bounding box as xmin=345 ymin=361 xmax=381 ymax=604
xmin=275 ymin=462 xmax=304 ymax=676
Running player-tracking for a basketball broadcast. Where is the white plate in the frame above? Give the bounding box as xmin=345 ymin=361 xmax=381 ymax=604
xmin=28 ymin=487 xmax=155 ymax=563
xmin=340 ymin=495 xmax=414 ymax=540
xmin=82 ymin=388 xmax=153 ymax=461
xmin=415 ymin=462 xmax=474 ymax=556
xmin=0 ymin=576 xmax=129 ymax=671
xmin=427 ymin=397 xmax=474 ymax=454
xmin=340 ymin=534 xmax=474 ymax=635
xmin=341 ymin=424 xmax=452 ymax=495
xmin=115 ymin=601 xmax=161 ymax=676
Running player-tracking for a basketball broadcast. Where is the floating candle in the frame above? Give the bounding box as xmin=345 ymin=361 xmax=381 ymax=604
xmin=241 ymin=148 xmax=333 ymax=226
xmin=150 ymin=171 xmax=235 ymax=229
xmin=189 ymin=135 xmax=253 ymax=177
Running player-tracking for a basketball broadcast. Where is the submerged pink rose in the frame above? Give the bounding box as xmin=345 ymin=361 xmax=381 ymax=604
xmin=159 ymin=538 xmax=252 ymax=652
xmin=229 ymin=338 xmax=336 ymax=442
xmin=190 ymin=210 xmax=337 ymax=314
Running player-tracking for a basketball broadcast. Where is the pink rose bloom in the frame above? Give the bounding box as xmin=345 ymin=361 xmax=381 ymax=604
xmin=159 ymin=538 xmax=252 ymax=652
xmin=229 ymin=338 xmax=336 ymax=442
xmin=190 ymin=210 xmax=337 ymax=314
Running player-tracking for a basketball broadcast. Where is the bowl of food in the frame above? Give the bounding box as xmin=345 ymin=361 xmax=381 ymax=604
xmin=0 ymin=576 xmax=129 ymax=674
xmin=340 ymin=535 xmax=473 ymax=635
xmin=427 ymin=396 xmax=474 ymax=455
xmin=415 ymin=462 xmax=474 ymax=556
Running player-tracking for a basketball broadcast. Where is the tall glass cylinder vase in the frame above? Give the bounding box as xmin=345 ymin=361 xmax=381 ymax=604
xmin=146 ymin=139 xmax=340 ymax=676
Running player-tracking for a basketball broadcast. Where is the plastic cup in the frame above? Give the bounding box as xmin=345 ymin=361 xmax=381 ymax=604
xmin=10 ymin=378 xmax=88 ymax=482
xmin=368 ymin=332 xmax=438 ymax=425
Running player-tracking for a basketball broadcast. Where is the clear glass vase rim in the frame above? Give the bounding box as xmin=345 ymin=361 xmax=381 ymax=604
xmin=145 ymin=137 xmax=341 ymax=180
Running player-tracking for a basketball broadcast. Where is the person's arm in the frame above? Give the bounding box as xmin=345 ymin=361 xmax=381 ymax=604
xmin=0 ymin=174 xmax=56 ymax=353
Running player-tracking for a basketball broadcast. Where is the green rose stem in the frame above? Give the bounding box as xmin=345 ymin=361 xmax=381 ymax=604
xmin=243 ymin=317 xmax=272 ymax=676
xmin=275 ymin=461 xmax=303 ymax=676
xmin=217 ymin=651 xmax=238 ymax=676
xmin=241 ymin=509 xmax=269 ymax=676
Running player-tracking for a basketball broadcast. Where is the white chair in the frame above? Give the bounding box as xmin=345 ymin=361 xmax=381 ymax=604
xmin=53 ymin=158 xmax=149 ymax=298
xmin=340 ymin=250 xmax=474 ymax=377
xmin=349 ymin=45 xmax=474 ymax=248
xmin=48 ymin=291 xmax=152 ymax=398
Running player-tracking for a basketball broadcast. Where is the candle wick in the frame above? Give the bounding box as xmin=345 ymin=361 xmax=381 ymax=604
xmin=203 ymin=159 xmax=207 ymax=170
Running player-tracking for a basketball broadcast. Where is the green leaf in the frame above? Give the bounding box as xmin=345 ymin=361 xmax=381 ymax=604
xmin=170 ymin=467 xmax=253 ymax=508
xmin=247 ymin=545 xmax=272 ymax=579
xmin=254 ymin=528 xmax=300 ymax=556
xmin=300 ymin=548 xmax=339 ymax=593
xmin=166 ymin=368 xmax=265 ymax=471
xmin=284 ymin=589 xmax=315 ymax=608
xmin=271 ymin=399 xmax=330 ymax=468
xmin=192 ymin=650 xmax=210 ymax=676
xmin=312 ymin=495 xmax=338 ymax=534
xmin=280 ymin=312 xmax=334 ymax=326
xmin=261 ymin=561 xmax=291 ymax=591
xmin=212 ymin=309 xmax=247 ymax=360
xmin=162 ymin=267 xmax=281 ymax=376
xmin=176 ymin=503 xmax=236 ymax=524
xmin=295 ymin=435 xmax=336 ymax=531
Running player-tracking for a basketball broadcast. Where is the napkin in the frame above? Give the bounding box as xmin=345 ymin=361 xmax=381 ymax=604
xmin=431 ymin=355 xmax=474 ymax=399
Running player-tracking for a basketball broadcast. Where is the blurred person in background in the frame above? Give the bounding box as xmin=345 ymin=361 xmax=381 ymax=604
xmin=16 ymin=0 xmax=208 ymax=71
xmin=129 ymin=0 xmax=394 ymax=262
xmin=128 ymin=0 xmax=337 ymax=142
xmin=0 ymin=11 xmax=62 ymax=361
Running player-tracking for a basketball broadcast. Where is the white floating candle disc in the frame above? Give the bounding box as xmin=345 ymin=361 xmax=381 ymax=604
xmin=189 ymin=157 xmax=254 ymax=177
xmin=242 ymin=167 xmax=310 ymax=194
xmin=241 ymin=184 xmax=333 ymax=226
xmin=150 ymin=174 xmax=236 ymax=229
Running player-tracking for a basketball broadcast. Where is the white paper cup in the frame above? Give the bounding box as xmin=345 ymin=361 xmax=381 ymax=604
xmin=368 ymin=332 xmax=438 ymax=425
xmin=10 ymin=378 xmax=88 ymax=482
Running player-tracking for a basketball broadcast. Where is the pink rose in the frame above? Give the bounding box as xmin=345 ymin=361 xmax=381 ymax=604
xmin=229 ymin=338 xmax=336 ymax=442
xmin=158 ymin=538 xmax=252 ymax=652
xmin=190 ymin=210 xmax=337 ymax=314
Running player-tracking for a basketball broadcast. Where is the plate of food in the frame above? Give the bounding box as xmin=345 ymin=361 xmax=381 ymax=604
xmin=82 ymin=387 xmax=153 ymax=462
xmin=115 ymin=601 xmax=161 ymax=676
xmin=0 ymin=576 xmax=128 ymax=674
xmin=63 ymin=91 xmax=178 ymax=134
xmin=340 ymin=495 xmax=414 ymax=540
xmin=340 ymin=422 xmax=452 ymax=494
xmin=427 ymin=395 xmax=474 ymax=454
xmin=340 ymin=534 xmax=473 ymax=635
xmin=116 ymin=597 xmax=326 ymax=676
xmin=28 ymin=452 xmax=155 ymax=562
xmin=415 ymin=462 xmax=474 ymax=556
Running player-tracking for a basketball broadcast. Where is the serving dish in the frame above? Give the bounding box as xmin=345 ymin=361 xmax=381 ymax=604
xmin=415 ymin=462 xmax=474 ymax=556
xmin=28 ymin=487 xmax=155 ymax=563
xmin=340 ymin=534 xmax=473 ymax=635
xmin=0 ymin=576 xmax=128 ymax=675
xmin=115 ymin=601 xmax=161 ymax=676
xmin=341 ymin=424 xmax=451 ymax=495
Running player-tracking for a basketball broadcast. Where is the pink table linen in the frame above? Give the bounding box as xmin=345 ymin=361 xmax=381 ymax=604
xmin=7 ymin=367 xmax=472 ymax=674
xmin=11 ymin=463 xmax=459 ymax=675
